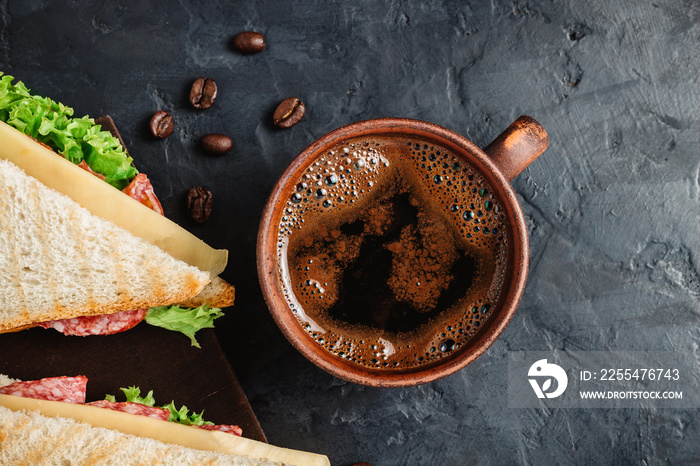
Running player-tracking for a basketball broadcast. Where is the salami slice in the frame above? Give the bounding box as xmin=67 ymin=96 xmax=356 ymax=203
xmin=122 ymin=173 xmax=164 ymax=215
xmin=77 ymin=160 xmax=107 ymax=180
xmin=197 ymin=424 xmax=243 ymax=436
xmin=37 ymin=309 xmax=148 ymax=336
xmin=87 ymin=400 xmax=170 ymax=421
xmin=0 ymin=376 xmax=87 ymax=403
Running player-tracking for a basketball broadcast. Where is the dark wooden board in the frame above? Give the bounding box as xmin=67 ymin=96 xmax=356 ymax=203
xmin=0 ymin=323 xmax=267 ymax=443
xmin=0 ymin=114 xmax=265 ymax=442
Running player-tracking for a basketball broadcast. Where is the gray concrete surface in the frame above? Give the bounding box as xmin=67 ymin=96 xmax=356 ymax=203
xmin=1 ymin=1 xmax=698 ymax=464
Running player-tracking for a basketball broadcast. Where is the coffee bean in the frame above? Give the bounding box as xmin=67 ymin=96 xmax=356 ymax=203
xmin=273 ymin=97 xmax=305 ymax=129
xmin=149 ymin=110 xmax=174 ymax=139
xmin=233 ymin=31 xmax=266 ymax=54
xmin=201 ymin=133 xmax=233 ymax=155
xmin=186 ymin=185 xmax=213 ymax=223
xmin=189 ymin=77 xmax=217 ymax=110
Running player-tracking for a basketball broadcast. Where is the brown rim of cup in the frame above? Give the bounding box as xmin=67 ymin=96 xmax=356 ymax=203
xmin=257 ymin=118 xmax=530 ymax=387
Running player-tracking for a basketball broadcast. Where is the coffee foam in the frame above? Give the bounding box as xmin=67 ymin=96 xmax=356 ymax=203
xmin=276 ymin=135 xmax=509 ymax=370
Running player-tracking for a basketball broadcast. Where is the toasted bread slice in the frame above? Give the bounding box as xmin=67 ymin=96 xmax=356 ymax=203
xmin=0 ymin=120 xmax=228 ymax=276
xmin=0 ymin=158 xmax=211 ymax=333
xmin=0 ymin=377 xmax=329 ymax=465
xmin=0 ymin=374 xmax=18 ymax=387
xmin=0 ymin=405 xmax=281 ymax=465
xmin=180 ymin=276 xmax=236 ymax=308
xmin=0 ymin=394 xmax=330 ymax=465
xmin=95 ymin=116 xmax=237 ymax=310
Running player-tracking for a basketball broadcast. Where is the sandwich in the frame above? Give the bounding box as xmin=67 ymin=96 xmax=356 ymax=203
xmin=0 ymin=374 xmax=330 ymax=465
xmin=0 ymin=73 xmax=235 ymax=344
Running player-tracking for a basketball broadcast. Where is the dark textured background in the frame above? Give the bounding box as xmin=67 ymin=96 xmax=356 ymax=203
xmin=2 ymin=1 xmax=699 ymax=464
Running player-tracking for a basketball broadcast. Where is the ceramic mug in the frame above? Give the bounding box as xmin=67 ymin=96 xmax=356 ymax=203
xmin=257 ymin=116 xmax=548 ymax=387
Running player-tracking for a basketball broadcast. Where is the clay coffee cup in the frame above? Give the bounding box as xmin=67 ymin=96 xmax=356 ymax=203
xmin=257 ymin=116 xmax=548 ymax=387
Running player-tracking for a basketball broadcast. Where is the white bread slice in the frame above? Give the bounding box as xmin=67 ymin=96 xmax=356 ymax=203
xmin=0 ymin=120 xmax=228 ymax=276
xmin=0 ymin=158 xmax=211 ymax=333
xmin=0 ymin=374 xmax=18 ymax=387
xmin=0 ymin=395 xmax=330 ymax=465
xmin=180 ymin=276 xmax=236 ymax=308
xmin=0 ymin=405 xmax=280 ymax=465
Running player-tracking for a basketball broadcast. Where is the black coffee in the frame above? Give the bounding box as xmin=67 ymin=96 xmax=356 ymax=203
xmin=276 ymin=135 xmax=509 ymax=370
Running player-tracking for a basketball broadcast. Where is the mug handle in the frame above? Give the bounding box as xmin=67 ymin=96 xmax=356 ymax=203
xmin=483 ymin=115 xmax=549 ymax=181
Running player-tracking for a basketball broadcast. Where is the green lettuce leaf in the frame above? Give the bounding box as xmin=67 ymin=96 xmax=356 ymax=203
xmin=0 ymin=72 xmax=138 ymax=189
xmin=145 ymin=304 xmax=224 ymax=349
xmin=162 ymin=401 xmax=213 ymax=426
xmin=104 ymin=386 xmax=157 ymax=406
xmin=105 ymin=386 xmax=213 ymax=426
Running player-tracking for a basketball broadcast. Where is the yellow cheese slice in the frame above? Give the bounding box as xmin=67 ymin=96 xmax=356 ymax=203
xmin=0 ymin=394 xmax=330 ymax=465
xmin=0 ymin=121 xmax=227 ymax=275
